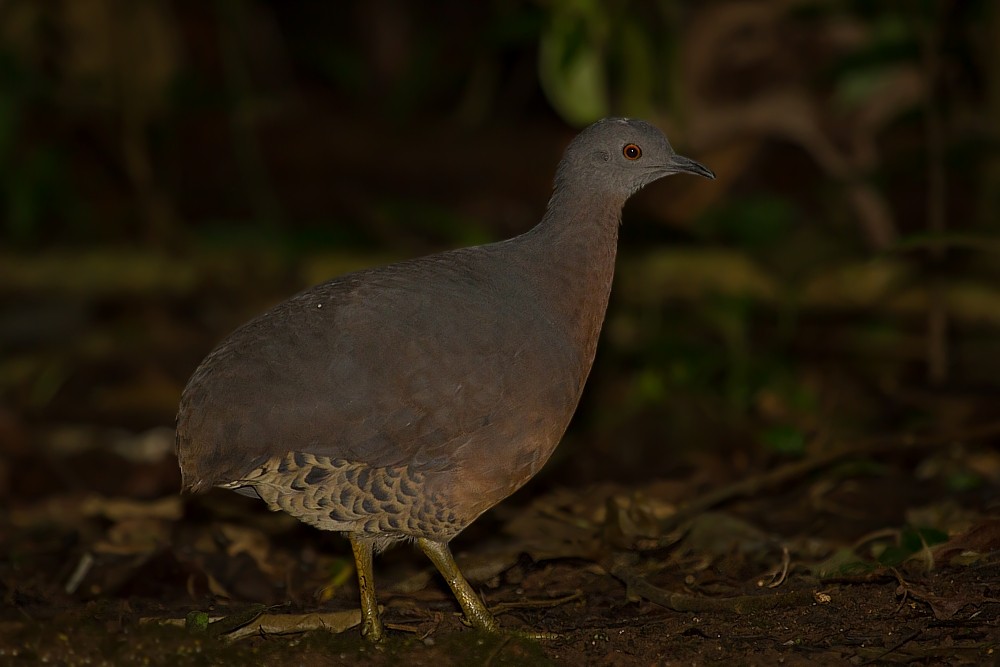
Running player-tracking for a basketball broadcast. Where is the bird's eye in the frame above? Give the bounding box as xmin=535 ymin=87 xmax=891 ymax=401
xmin=623 ymin=144 xmax=641 ymax=160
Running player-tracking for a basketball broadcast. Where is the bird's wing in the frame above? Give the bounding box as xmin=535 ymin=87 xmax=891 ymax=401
xmin=177 ymin=248 xmax=577 ymax=487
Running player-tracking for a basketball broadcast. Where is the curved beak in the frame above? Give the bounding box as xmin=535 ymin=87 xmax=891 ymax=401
xmin=669 ymin=153 xmax=715 ymax=180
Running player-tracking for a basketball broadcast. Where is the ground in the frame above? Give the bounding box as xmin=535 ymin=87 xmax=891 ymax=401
xmin=1 ymin=425 xmax=998 ymax=666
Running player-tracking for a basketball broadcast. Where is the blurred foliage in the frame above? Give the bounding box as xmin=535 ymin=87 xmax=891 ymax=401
xmin=0 ymin=0 xmax=994 ymax=248
xmin=813 ymin=525 xmax=950 ymax=577
xmin=0 ymin=49 xmax=78 ymax=245
xmin=538 ymin=0 xmax=675 ymax=125
xmin=874 ymin=526 xmax=950 ymax=566
xmin=1 ymin=0 xmax=998 ymax=483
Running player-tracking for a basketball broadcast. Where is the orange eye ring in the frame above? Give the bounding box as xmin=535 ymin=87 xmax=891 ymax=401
xmin=623 ymin=143 xmax=641 ymax=160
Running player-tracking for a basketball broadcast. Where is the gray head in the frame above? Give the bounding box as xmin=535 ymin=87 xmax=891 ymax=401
xmin=555 ymin=118 xmax=715 ymax=199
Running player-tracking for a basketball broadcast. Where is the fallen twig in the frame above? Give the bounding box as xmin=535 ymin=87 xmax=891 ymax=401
xmin=762 ymin=546 xmax=790 ymax=589
xmin=143 ymin=609 xmax=361 ymax=640
xmin=660 ymin=420 xmax=1000 ymax=536
xmin=490 ymin=590 xmax=583 ymax=614
xmin=861 ymin=626 xmax=924 ymax=666
xmin=609 ymin=563 xmax=822 ymax=614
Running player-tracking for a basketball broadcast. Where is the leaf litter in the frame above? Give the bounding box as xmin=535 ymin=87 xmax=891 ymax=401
xmin=1 ymin=422 xmax=999 ymax=664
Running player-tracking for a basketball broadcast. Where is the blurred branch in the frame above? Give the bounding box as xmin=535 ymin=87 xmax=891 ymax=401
xmin=681 ymin=1 xmax=913 ymax=250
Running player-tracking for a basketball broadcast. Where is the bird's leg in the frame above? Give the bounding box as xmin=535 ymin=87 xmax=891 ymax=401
xmin=417 ymin=537 xmax=560 ymax=640
xmin=349 ymin=535 xmax=384 ymax=642
xmin=416 ymin=537 xmax=501 ymax=633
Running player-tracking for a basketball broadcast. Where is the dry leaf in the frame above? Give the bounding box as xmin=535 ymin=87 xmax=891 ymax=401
xmin=93 ymin=518 xmax=172 ymax=555
xmin=218 ymin=523 xmax=276 ymax=576
xmin=81 ymin=495 xmax=183 ymax=522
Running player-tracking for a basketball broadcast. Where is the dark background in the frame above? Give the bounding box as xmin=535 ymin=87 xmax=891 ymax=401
xmin=4 ymin=0 xmax=998 ymax=486
xmin=1 ymin=3 xmax=999 ymax=661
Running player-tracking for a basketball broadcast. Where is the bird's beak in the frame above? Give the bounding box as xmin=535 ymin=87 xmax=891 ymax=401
xmin=669 ymin=153 xmax=715 ymax=180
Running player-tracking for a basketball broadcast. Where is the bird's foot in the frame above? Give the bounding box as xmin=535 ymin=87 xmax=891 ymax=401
xmin=460 ymin=613 xmax=560 ymax=640
xmin=502 ymin=627 xmax=562 ymax=641
xmin=359 ymin=614 xmax=385 ymax=643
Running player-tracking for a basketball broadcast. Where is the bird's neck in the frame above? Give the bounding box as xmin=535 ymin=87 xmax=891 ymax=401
xmin=520 ymin=183 xmax=625 ymax=371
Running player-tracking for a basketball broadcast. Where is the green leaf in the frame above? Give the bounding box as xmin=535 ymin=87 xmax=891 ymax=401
xmin=813 ymin=548 xmax=872 ymax=578
xmin=538 ymin=5 xmax=609 ymax=125
xmin=761 ymin=425 xmax=807 ymax=455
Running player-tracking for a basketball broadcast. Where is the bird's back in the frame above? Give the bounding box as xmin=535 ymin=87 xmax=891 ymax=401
xmin=176 ymin=239 xmax=587 ymax=537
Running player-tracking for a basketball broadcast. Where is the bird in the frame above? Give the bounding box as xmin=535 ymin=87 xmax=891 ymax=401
xmin=176 ymin=118 xmax=714 ymax=641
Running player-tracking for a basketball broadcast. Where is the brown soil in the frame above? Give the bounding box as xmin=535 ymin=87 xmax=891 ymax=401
xmin=2 ymin=435 xmax=998 ymax=666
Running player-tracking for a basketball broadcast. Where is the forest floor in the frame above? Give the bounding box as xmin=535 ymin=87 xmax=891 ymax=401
xmin=2 ymin=419 xmax=998 ymax=666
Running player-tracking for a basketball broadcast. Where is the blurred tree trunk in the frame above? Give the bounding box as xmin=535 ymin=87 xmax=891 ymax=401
xmin=981 ymin=2 xmax=1000 ymax=233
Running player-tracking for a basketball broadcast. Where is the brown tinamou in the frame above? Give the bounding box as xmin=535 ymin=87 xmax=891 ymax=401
xmin=176 ymin=118 xmax=714 ymax=641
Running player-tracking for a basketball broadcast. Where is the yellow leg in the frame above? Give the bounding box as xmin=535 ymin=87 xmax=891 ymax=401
xmin=416 ymin=537 xmax=501 ymax=633
xmin=349 ymin=535 xmax=384 ymax=642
